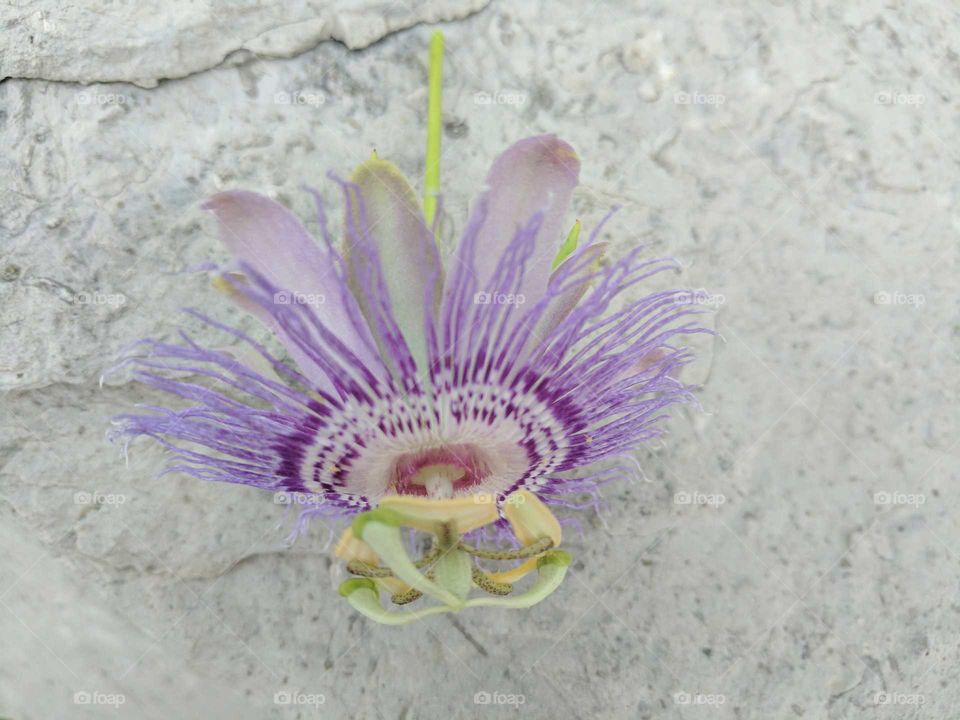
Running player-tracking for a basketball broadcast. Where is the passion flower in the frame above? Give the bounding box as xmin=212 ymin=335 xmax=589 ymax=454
xmin=112 ymin=32 xmax=705 ymax=623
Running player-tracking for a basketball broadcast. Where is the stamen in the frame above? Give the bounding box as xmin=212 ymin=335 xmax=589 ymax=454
xmin=459 ymin=537 xmax=554 ymax=560
xmin=391 ymin=587 xmax=424 ymax=605
xmin=471 ymin=567 xmax=513 ymax=596
xmin=346 ymin=560 xmax=394 ymax=578
xmin=337 ymin=492 xmax=570 ymax=621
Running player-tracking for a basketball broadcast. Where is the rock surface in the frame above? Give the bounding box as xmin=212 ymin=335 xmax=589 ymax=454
xmin=1 ymin=1 xmax=957 ymax=718
xmin=1 ymin=0 xmax=490 ymax=86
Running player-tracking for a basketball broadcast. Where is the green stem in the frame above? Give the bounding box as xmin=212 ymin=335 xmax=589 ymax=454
xmin=423 ymin=30 xmax=444 ymax=227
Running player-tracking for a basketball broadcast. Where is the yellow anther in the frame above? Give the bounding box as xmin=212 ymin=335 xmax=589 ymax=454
xmin=502 ymin=490 xmax=562 ymax=548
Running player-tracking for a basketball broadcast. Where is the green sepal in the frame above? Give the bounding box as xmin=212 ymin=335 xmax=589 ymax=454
xmin=552 ymin=220 xmax=582 ymax=269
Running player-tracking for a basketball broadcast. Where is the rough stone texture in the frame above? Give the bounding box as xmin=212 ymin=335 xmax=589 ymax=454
xmin=1 ymin=0 xmax=490 ymax=86
xmin=1 ymin=1 xmax=957 ymax=718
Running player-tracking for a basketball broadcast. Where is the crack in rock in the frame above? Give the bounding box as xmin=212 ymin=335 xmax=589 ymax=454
xmin=1 ymin=0 xmax=491 ymax=88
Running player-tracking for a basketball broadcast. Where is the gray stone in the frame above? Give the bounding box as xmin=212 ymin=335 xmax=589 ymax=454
xmin=1 ymin=0 xmax=490 ymax=87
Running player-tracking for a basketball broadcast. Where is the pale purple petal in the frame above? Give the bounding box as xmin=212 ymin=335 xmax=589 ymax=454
xmin=203 ymin=190 xmax=381 ymax=388
xmin=114 ymin=142 xmax=708 ymax=537
xmin=344 ymin=159 xmax=443 ymax=375
xmin=446 ymin=135 xmax=579 ymax=308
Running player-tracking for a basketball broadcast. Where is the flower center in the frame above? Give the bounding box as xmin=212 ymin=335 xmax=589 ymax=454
xmin=391 ymin=444 xmax=489 ymax=498
xmin=335 ymin=489 xmax=571 ymax=624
